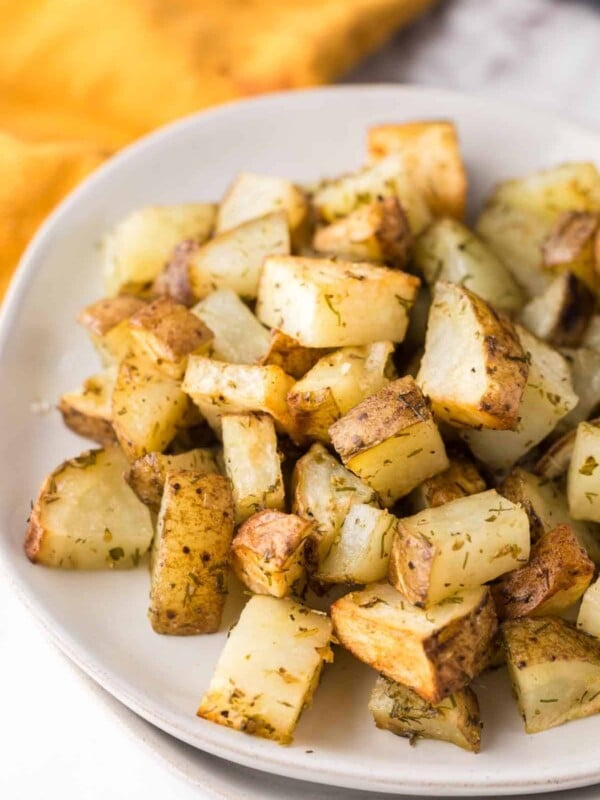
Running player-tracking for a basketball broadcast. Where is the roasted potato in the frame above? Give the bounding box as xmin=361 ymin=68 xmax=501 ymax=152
xmin=417 ymin=282 xmax=528 ymax=430
xmin=369 ymin=675 xmax=481 ymax=753
xmin=567 ymin=421 xmax=600 ymax=522
xmin=256 ymin=255 xmax=419 ymax=348
xmin=331 ymin=583 xmax=497 ymax=703
xmin=77 ymin=295 xmax=145 ymax=366
xmin=259 ymin=329 xmax=329 ymax=379
xmin=58 ymin=368 xmax=117 ymax=446
xmin=389 ymin=490 xmax=530 ymax=607
xmin=519 ymin=272 xmax=594 ymax=347
xmin=582 ymin=315 xmax=600 ymax=351
xmin=414 ymin=219 xmax=524 ymax=313
xmin=287 ymin=342 xmax=395 ymax=442
xmin=578 ymin=579 xmax=600 ymax=639
xmin=197 ymin=595 xmax=333 ymax=743
xmin=329 ymin=377 xmax=449 ymax=507
xmin=148 ymin=472 xmax=234 ymax=635
xmin=221 ymin=412 xmax=285 ymax=523
xmin=231 ymin=510 xmax=313 ymax=597
xmin=503 ymin=616 xmax=600 ymax=733
xmin=103 ymin=204 xmax=216 ymax=295
xmin=25 ymin=447 xmax=154 ymax=569
xmin=492 ymin=524 xmax=594 ymax=619
xmin=534 ymin=419 xmax=600 ymax=480
xmin=152 ymin=239 xmax=198 ymax=306
xmin=559 ymin=347 xmax=600 ymax=429
xmin=408 ymin=455 xmax=486 ymax=512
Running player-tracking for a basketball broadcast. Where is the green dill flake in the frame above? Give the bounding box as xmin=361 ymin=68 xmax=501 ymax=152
xmin=539 ymin=698 xmax=558 ymax=703
xmin=579 ymin=456 xmax=598 ymax=476
xmin=585 ymin=492 xmax=598 ymax=504
xmin=323 ymin=294 xmax=342 ymax=325
xmin=109 ymin=546 xmax=125 ymax=561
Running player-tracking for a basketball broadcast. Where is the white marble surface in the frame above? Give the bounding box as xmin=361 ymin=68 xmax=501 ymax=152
xmin=3 ymin=1 xmax=600 ymax=799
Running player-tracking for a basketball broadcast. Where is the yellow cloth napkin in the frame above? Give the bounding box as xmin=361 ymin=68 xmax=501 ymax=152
xmin=0 ymin=0 xmax=434 ymax=298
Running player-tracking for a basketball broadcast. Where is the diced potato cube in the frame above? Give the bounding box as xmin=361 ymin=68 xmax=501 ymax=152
xmin=152 ymin=240 xmax=198 ymax=307
xmin=582 ymin=315 xmax=600 ymax=351
xmin=231 ymin=510 xmax=313 ymax=597
xmin=567 ymin=422 xmax=600 ymax=522
xmin=408 ymin=455 xmax=486 ymax=512
xmin=256 ymin=255 xmax=419 ymax=348
xmin=259 ymin=329 xmax=330 ymax=379
xmin=519 ymin=272 xmax=594 ymax=347
xmin=77 ymin=295 xmax=146 ymax=366
xmin=148 ymin=472 xmax=234 ymax=634
xmin=560 ymin=347 xmax=600 ymax=429
xmin=578 ymin=580 xmax=600 ymax=639
xmin=197 ymin=595 xmax=333 ymax=743
xmin=329 ymin=377 xmax=448 ymax=507
xmin=331 ymin=583 xmax=497 ymax=703
xmin=58 ymin=368 xmax=117 ymax=446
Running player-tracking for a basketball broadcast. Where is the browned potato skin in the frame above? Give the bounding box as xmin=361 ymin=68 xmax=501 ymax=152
xmin=77 ymin=295 xmax=147 ymax=336
xmin=58 ymin=397 xmax=116 ymax=447
xmin=287 ymin=386 xmax=339 ymax=443
xmin=542 ymin=211 xmax=599 ymax=268
xmin=231 ymin=510 xmax=313 ymax=597
xmin=259 ymin=330 xmax=330 ymax=380
xmin=148 ymin=472 xmax=234 ymax=635
xmin=125 ymin=450 xmax=218 ymax=513
xmin=492 ymin=524 xmax=594 ymax=620
xmin=525 ymin=272 xmax=594 ymax=347
xmin=152 ymin=240 xmax=199 ymax=307
xmin=498 ymin=468 xmax=547 ymax=542
xmin=387 ymin=528 xmax=434 ymax=607
xmin=411 ymin=456 xmax=486 ymax=510
xmin=535 ymin=418 xmax=600 ymax=480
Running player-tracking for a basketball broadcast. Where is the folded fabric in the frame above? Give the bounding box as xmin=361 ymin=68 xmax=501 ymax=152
xmin=0 ymin=0 xmax=435 ymax=298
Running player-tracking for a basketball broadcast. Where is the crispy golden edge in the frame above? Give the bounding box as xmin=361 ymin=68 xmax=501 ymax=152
xmin=259 ymin=329 xmax=330 ymax=379
xmin=77 ymin=295 xmax=147 ymax=336
xmin=542 ymin=211 xmax=599 ymax=267
xmin=152 ymin=240 xmax=199 ymax=307
xmin=232 ymin=510 xmax=313 ymax=565
xmin=329 ymin=376 xmax=431 ymax=460
xmin=128 ymin=296 xmax=213 ymax=361
xmin=502 ymin=615 xmax=600 ymax=668
xmin=419 ymin=457 xmax=486 ymax=508
xmin=58 ymin=398 xmax=116 ymax=447
xmin=287 ymin=385 xmax=340 ymax=442
xmin=498 ymin=468 xmax=546 ymax=543
xmin=492 ymin=524 xmax=594 ymax=620
xmin=388 ymin=526 xmax=435 ymax=606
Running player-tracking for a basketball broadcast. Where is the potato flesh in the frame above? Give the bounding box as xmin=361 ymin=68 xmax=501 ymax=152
xmin=560 ymin=348 xmax=600 ymax=430
xmin=578 ymin=580 xmax=600 ymax=639
xmin=256 ymin=255 xmax=419 ymax=348
xmin=189 ymin=212 xmax=290 ymax=299
xmin=409 ymin=456 xmax=486 ymax=512
xmin=25 ymin=447 xmax=153 ymax=569
xmin=59 ymin=368 xmax=117 ymax=445
xmin=582 ymin=315 xmax=600 ymax=351
xmin=567 ymin=422 xmax=600 ymax=522
xmin=318 ymin=504 xmax=397 ymax=584
xmin=192 ymin=289 xmax=271 ymax=365
xmin=222 ymin=413 xmax=285 ymax=523
xmin=197 ymin=595 xmax=333 ymax=743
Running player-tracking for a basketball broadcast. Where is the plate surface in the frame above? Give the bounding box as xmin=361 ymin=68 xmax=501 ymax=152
xmin=1 ymin=86 xmax=600 ymax=796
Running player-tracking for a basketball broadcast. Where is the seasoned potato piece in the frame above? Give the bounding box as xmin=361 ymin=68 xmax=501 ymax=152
xmin=312 ymin=198 xmax=412 ymax=266
xmin=582 ymin=315 xmax=600 ymax=351
xmin=125 ymin=448 xmax=219 ymax=512
xmin=197 ymin=595 xmax=333 ymax=743
xmin=389 ymin=490 xmax=530 ymax=607
xmin=231 ymin=510 xmax=313 ymax=597
xmin=366 ymin=121 xmax=467 ymax=219
xmin=259 ymin=329 xmax=329 ymax=380
xmin=408 ymin=455 xmax=486 ymax=512
xmin=287 ymin=342 xmax=395 ymax=442
xmin=560 ymin=348 xmax=600 ymax=429
xmin=503 ymin=616 xmax=600 ymax=733
xmin=183 ymin=356 xmax=296 ymax=439
xmin=152 ymin=239 xmax=198 ymax=307
xmin=216 ymin=172 xmax=309 ymax=247
xmin=462 ymin=326 xmax=578 ymax=470
xmin=77 ymin=295 xmax=146 ymax=366
xmin=313 ymin=153 xmax=432 ymax=234
xmin=519 ymin=272 xmax=594 ymax=347
xmin=103 ymin=204 xmax=216 ymax=295
xmin=535 ymin=419 xmax=600 ymax=480
xmin=221 ymin=413 xmax=285 ymax=523
xmin=567 ymin=422 xmax=600 ymax=522
xmin=25 ymin=447 xmax=153 ymax=569
xmin=317 ymin=504 xmax=397 ymax=584
xmin=542 ymin=210 xmax=599 ymax=277
xmin=292 ymin=443 xmax=378 ymax=568
xmin=58 ymin=368 xmax=117 ymax=446
xmin=256 ymin=255 xmax=419 ymax=348
xmin=329 ymin=377 xmax=448 ymax=507
xmin=417 ymin=282 xmax=527 ymax=430
xmin=492 ymin=524 xmax=593 ymax=620
xmin=331 ymin=583 xmax=497 ymax=703
xmin=192 ymin=289 xmax=271 ymax=365
xmin=189 ymin=212 xmax=290 ymax=300
xmin=148 ymin=472 xmax=234 ymax=635
xmin=578 ymin=580 xmax=600 ymax=639
xmin=414 ymin=219 xmax=524 ymax=313
xmin=112 ymin=355 xmax=191 ymax=460
xmin=369 ymin=675 xmax=481 ymax=753
xmin=128 ymin=297 xmax=213 ymax=379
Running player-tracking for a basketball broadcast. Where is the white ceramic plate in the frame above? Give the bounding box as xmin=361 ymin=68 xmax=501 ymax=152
xmin=2 ymin=86 xmax=600 ymax=797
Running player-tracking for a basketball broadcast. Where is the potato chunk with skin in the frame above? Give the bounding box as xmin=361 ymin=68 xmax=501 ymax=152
xmin=256 ymin=255 xmax=419 ymax=348
xmin=259 ymin=329 xmax=330 ymax=380
xmin=414 ymin=219 xmax=524 ymax=313
xmin=331 ymin=583 xmax=497 ymax=703
xmin=462 ymin=325 xmax=578 ymax=470
xmin=189 ymin=212 xmax=290 ymax=300
xmin=317 ymin=504 xmax=397 ymax=584
xmin=25 ymin=447 xmax=153 ymax=569
xmin=408 ymin=455 xmax=486 ymax=512
xmin=125 ymin=448 xmax=220 ymax=512
xmin=128 ymin=297 xmax=213 ymax=379
xmin=388 ymin=490 xmax=530 ymax=607
xmin=503 ymin=616 xmax=600 ymax=734
xmin=312 ymin=198 xmax=412 ymax=267
xmin=152 ymin=239 xmax=198 ymax=307
xmin=519 ymin=272 xmax=594 ymax=347
xmin=103 ymin=204 xmax=216 ymax=295
xmin=77 ymin=295 xmax=146 ymax=366
xmin=567 ymin=422 xmax=600 ymax=522
xmin=534 ymin=419 xmax=600 ymax=480
xmin=58 ymin=368 xmax=117 ymax=446
xmin=231 ymin=510 xmax=313 ymax=597
xmin=292 ymin=443 xmax=378 ymax=569
xmin=329 ymin=377 xmax=449 ymax=507
xmin=221 ymin=413 xmax=285 ymax=523
xmin=492 ymin=524 xmax=593 ymax=620
xmin=197 ymin=595 xmax=333 ymax=743
xmin=578 ymin=580 xmax=600 ymax=639
xmin=417 ymin=282 xmax=528 ymax=430
xmin=287 ymin=342 xmax=395 ymax=442
xmin=366 ymin=121 xmax=467 ymax=219
xmin=560 ymin=347 xmax=600 ymax=430
xmin=148 ymin=472 xmax=234 ymax=635
xmin=369 ymin=675 xmax=481 ymax=753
